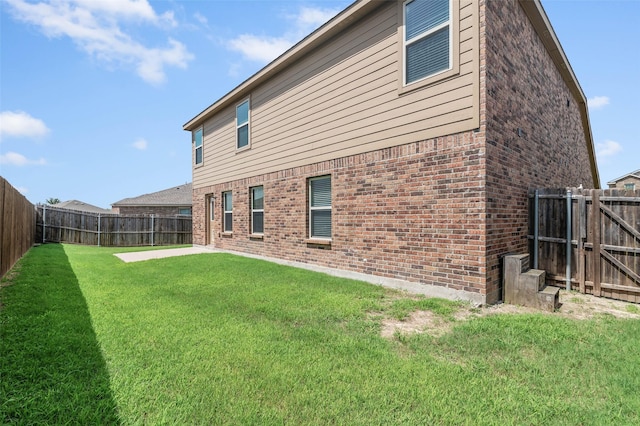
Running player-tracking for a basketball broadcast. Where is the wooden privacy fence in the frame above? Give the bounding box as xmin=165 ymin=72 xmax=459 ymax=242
xmin=529 ymin=188 xmax=640 ymax=303
xmin=36 ymin=205 xmax=192 ymax=247
xmin=1 ymin=177 xmax=36 ymax=278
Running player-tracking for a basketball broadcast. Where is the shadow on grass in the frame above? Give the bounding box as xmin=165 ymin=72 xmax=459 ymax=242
xmin=0 ymin=244 xmax=120 ymax=424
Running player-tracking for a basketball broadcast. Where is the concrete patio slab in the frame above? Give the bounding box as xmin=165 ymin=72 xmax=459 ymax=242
xmin=114 ymin=246 xmax=216 ymax=263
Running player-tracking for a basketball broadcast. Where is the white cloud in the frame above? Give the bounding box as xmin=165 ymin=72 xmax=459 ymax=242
xmin=0 ymin=151 xmax=47 ymax=166
xmin=0 ymin=111 xmax=50 ymax=139
xmin=596 ymin=140 xmax=622 ymax=158
xmin=228 ymin=35 xmax=294 ymax=63
xmin=227 ymin=6 xmax=340 ymax=64
xmin=5 ymin=0 xmax=192 ymax=85
xmin=588 ymin=96 xmax=610 ymax=110
xmin=133 ymin=138 xmax=148 ymax=150
xmin=72 ymin=0 xmax=176 ymax=26
xmin=293 ymin=6 xmax=340 ymax=32
xmin=193 ymin=12 xmax=208 ymax=25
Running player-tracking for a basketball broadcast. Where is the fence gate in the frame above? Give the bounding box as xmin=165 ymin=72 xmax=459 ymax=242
xmin=529 ymin=188 xmax=640 ymax=303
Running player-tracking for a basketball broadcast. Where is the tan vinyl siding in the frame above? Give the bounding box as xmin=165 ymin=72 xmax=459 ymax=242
xmin=194 ymin=0 xmax=480 ymax=188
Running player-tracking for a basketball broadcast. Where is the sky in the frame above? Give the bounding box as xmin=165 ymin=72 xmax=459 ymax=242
xmin=1 ymin=0 xmax=639 ymax=209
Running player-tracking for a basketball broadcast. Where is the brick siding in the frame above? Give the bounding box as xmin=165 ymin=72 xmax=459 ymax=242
xmin=194 ymin=131 xmax=489 ymax=299
xmin=482 ymin=0 xmax=595 ymax=302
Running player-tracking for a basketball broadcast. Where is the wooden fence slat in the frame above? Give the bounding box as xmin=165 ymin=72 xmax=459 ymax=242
xmin=600 ymin=249 xmax=640 ymax=285
xmin=599 ymin=203 xmax=640 ymax=241
xmin=35 ymin=205 xmax=192 ymax=247
xmin=1 ymin=177 xmax=36 ymax=278
xmin=531 ymin=188 xmax=640 ymax=302
xmin=591 ymin=190 xmax=602 ymax=297
xmin=576 ymin=195 xmax=586 ymax=294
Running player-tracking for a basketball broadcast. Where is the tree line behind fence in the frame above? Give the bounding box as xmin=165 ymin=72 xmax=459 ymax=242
xmin=36 ymin=205 xmax=192 ymax=247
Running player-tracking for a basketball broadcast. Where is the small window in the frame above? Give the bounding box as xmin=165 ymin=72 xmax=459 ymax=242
xmin=193 ymin=127 xmax=203 ymax=165
xmin=624 ymin=183 xmax=636 ymax=190
xmin=251 ymin=186 xmax=264 ymax=235
xmin=179 ymin=208 xmax=192 ymax=216
xmin=236 ymin=99 xmax=250 ymax=150
xmin=223 ymin=191 xmax=233 ymax=232
xmin=403 ymin=0 xmax=451 ymax=85
xmin=309 ymin=176 xmax=332 ymax=239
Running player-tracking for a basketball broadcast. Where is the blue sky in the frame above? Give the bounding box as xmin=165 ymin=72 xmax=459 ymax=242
xmin=1 ymin=0 xmax=638 ymax=209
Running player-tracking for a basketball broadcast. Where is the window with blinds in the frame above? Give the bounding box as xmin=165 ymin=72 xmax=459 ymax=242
xmin=251 ymin=186 xmax=264 ymax=234
xmin=223 ymin=191 xmax=233 ymax=232
xmin=309 ymin=176 xmax=331 ymax=239
xmin=236 ymin=99 xmax=250 ymax=150
xmin=404 ymin=0 xmax=451 ymax=85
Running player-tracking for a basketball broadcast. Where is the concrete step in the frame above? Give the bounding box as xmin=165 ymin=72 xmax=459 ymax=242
xmin=520 ymin=269 xmax=546 ymax=292
xmin=537 ymin=285 xmax=560 ymax=312
xmin=503 ymin=254 xmax=559 ymax=312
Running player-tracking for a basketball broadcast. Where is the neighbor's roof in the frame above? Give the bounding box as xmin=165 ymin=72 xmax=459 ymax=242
xmin=112 ymin=183 xmax=192 ymax=207
xmin=183 ymin=0 xmax=600 ymax=188
xmin=607 ymin=169 xmax=640 ymax=185
xmin=54 ymin=200 xmax=112 ymax=214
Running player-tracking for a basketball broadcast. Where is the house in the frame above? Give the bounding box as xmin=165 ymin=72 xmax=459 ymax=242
xmin=53 ymin=200 xmax=112 ymax=215
xmin=607 ymin=170 xmax=640 ymax=190
xmin=111 ymin=183 xmax=193 ymax=216
xmin=183 ymin=0 xmax=599 ymax=305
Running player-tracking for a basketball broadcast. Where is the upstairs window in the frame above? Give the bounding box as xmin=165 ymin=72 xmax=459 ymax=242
xmin=223 ymin=191 xmax=233 ymax=232
xmin=403 ymin=0 xmax=452 ymax=85
xmin=309 ymin=176 xmax=332 ymax=239
xmin=251 ymin=186 xmax=264 ymax=235
xmin=236 ymin=99 xmax=250 ymax=150
xmin=624 ymin=183 xmax=636 ymax=190
xmin=193 ymin=127 xmax=203 ymax=165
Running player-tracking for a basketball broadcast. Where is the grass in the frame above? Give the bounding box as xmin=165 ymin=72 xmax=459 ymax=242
xmin=627 ymin=304 xmax=640 ymax=315
xmin=2 ymin=244 xmax=640 ymax=425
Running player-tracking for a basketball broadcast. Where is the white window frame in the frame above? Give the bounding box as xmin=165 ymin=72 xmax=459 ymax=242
xmin=402 ymin=0 xmax=453 ymax=86
xmin=308 ymin=176 xmax=332 ymax=240
xmin=236 ymin=98 xmax=250 ymax=151
xmin=223 ymin=191 xmax=233 ymax=233
xmin=193 ymin=127 xmax=203 ymax=166
xmin=624 ymin=183 xmax=636 ymax=190
xmin=251 ymin=186 xmax=264 ymax=235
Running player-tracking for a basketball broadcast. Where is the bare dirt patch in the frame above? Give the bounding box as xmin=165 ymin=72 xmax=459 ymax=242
xmin=380 ymin=290 xmax=640 ymax=339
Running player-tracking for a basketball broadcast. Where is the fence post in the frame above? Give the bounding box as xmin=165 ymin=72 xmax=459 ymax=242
xmin=42 ymin=204 xmax=46 ymax=243
xmin=151 ymin=214 xmax=155 ymax=247
xmin=97 ymin=213 xmax=101 ymax=247
xmin=565 ymin=188 xmax=572 ymax=291
xmin=533 ymin=189 xmax=539 ymax=269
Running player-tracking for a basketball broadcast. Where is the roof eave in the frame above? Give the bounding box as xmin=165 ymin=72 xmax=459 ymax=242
xmin=182 ymin=0 xmax=385 ymax=132
xmin=519 ymin=0 xmax=600 ymax=189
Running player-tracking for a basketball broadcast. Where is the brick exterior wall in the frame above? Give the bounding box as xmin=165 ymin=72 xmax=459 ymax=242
xmin=115 ymin=206 xmax=192 ymax=216
xmin=193 ymin=131 xmax=489 ymax=299
xmin=482 ymin=0 xmax=595 ymax=302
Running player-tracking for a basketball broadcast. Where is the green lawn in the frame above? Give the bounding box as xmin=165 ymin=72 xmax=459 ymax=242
xmin=2 ymin=244 xmax=639 ymax=425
